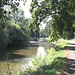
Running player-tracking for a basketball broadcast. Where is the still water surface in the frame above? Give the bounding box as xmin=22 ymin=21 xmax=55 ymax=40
xmin=0 ymin=39 xmax=49 ymax=74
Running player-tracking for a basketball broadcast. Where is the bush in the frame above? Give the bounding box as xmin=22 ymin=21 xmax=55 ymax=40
xmin=7 ymin=24 xmax=30 ymax=47
xmin=0 ymin=28 xmax=8 ymax=50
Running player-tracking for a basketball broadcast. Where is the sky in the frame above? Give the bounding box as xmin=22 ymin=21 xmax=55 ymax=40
xmin=20 ymin=0 xmax=32 ymax=18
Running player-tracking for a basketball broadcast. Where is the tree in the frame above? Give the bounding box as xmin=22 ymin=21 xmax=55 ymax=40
xmin=7 ymin=6 xmax=31 ymax=47
xmin=45 ymin=20 xmax=52 ymax=37
xmin=0 ymin=0 xmax=20 ymax=49
xmin=0 ymin=0 xmax=28 ymax=49
xmin=40 ymin=20 xmax=52 ymax=37
xmin=7 ymin=21 xmax=30 ymax=47
xmin=30 ymin=0 xmax=75 ymax=41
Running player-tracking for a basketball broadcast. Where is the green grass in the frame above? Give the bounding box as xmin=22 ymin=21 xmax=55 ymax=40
xmin=69 ymin=38 xmax=75 ymax=42
xmin=19 ymin=39 xmax=68 ymax=75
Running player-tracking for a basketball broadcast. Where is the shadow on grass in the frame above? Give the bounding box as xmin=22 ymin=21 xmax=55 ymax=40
xmin=29 ymin=45 xmax=70 ymax=75
xmin=30 ymin=58 xmax=75 ymax=75
xmin=53 ymin=45 xmax=69 ymax=51
xmin=19 ymin=41 xmax=75 ymax=75
xmin=29 ymin=57 xmax=67 ymax=75
xmin=30 ymin=45 xmax=75 ymax=75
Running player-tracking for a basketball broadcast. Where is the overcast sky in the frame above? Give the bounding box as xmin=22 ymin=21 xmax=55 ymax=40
xmin=20 ymin=0 xmax=32 ymax=18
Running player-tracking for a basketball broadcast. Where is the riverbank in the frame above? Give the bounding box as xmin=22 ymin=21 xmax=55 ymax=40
xmin=0 ymin=40 xmax=40 ymax=75
xmin=19 ymin=39 xmax=69 ymax=75
xmin=0 ymin=38 xmax=72 ymax=75
xmin=0 ymin=39 xmax=50 ymax=75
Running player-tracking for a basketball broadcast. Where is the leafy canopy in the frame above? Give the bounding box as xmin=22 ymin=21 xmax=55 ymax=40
xmin=30 ymin=0 xmax=75 ymax=41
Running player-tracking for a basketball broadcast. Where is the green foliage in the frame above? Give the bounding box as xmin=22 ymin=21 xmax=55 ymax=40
xmin=44 ymin=20 xmax=52 ymax=37
xmin=7 ymin=23 xmax=30 ymax=47
xmin=30 ymin=0 xmax=75 ymax=41
xmin=0 ymin=2 xmax=31 ymax=50
xmin=40 ymin=29 xmax=45 ymax=37
xmin=30 ymin=37 xmax=38 ymax=41
xmin=19 ymin=39 xmax=68 ymax=75
xmin=54 ymin=39 xmax=69 ymax=47
xmin=49 ymin=29 xmax=60 ymax=42
xmin=40 ymin=20 xmax=52 ymax=37
xmin=6 ymin=7 xmax=31 ymax=47
xmin=0 ymin=0 xmax=20 ymax=49
xmin=0 ymin=28 xmax=8 ymax=49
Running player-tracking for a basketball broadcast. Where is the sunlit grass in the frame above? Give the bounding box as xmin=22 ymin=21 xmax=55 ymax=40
xmin=54 ymin=38 xmax=69 ymax=45
xmin=69 ymin=38 xmax=75 ymax=42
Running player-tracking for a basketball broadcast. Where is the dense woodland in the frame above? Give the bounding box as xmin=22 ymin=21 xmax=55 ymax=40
xmin=0 ymin=0 xmax=75 ymax=50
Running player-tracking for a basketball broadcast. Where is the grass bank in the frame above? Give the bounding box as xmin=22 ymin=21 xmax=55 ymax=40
xmin=19 ymin=39 xmax=69 ymax=75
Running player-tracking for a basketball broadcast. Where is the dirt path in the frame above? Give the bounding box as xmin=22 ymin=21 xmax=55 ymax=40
xmin=67 ymin=42 xmax=75 ymax=75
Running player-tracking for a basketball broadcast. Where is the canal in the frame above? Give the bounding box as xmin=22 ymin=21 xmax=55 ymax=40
xmin=0 ymin=39 xmax=52 ymax=75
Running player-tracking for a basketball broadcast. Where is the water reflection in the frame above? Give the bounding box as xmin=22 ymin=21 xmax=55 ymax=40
xmin=27 ymin=46 xmax=46 ymax=68
xmin=37 ymin=47 xmax=46 ymax=57
xmin=0 ymin=41 xmax=40 ymax=74
xmin=0 ymin=39 xmax=48 ymax=74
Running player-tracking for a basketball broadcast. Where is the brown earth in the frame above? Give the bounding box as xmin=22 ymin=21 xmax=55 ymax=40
xmin=66 ymin=42 xmax=75 ymax=75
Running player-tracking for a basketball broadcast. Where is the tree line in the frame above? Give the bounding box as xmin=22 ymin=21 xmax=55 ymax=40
xmin=0 ymin=0 xmax=75 ymax=50
xmin=0 ymin=1 xmax=32 ymax=50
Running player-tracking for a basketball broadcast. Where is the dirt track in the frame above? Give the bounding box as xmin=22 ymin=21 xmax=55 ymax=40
xmin=67 ymin=42 xmax=75 ymax=75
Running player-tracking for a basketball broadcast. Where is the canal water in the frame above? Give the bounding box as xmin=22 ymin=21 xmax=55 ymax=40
xmin=0 ymin=39 xmax=52 ymax=74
